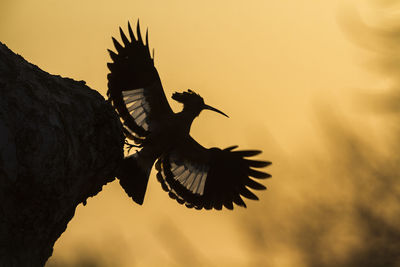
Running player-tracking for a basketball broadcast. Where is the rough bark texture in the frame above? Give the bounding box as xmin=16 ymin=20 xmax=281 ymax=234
xmin=0 ymin=42 xmax=125 ymax=266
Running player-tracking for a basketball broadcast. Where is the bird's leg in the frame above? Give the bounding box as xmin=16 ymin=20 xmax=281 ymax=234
xmin=124 ymin=140 xmax=140 ymax=154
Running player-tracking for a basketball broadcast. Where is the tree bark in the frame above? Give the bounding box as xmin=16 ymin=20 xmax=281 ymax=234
xmin=0 ymin=42 xmax=125 ymax=266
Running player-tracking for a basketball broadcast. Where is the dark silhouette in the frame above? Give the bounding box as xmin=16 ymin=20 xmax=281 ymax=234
xmin=107 ymin=21 xmax=271 ymax=210
xmin=0 ymin=42 xmax=124 ymax=266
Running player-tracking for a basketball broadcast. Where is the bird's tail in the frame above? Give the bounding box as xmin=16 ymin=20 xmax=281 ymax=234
xmin=116 ymin=151 xmax=155 ymax=205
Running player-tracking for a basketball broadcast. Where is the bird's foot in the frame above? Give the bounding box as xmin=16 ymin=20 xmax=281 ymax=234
xmin=124 ymin=140 xmax=140 ymax=153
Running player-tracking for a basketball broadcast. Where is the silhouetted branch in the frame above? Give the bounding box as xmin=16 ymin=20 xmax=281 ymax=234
xmin=0 ymin=42 xmax=124 ymax=266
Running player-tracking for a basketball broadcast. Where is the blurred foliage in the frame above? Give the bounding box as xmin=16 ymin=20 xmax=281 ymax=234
xmin=242 ymin=2 xmax=400 ymax=266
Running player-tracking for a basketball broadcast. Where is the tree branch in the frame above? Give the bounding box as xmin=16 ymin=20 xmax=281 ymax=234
xmin=0 ymin=42 xmax=124 ymax=266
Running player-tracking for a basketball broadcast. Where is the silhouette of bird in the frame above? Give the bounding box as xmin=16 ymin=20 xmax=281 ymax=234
xmin=107 ymin=21 xmax=271 ymax=210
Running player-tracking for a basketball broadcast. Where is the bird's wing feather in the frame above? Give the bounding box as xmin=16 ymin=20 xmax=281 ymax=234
xmin=107 ymin=21 xmax=173 ymax=144
xmin=155 ymin=136 xmax=271 ymax=210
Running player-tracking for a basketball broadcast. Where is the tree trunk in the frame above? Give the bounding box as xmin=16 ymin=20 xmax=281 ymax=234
xmin=0 ymin=42 xmax=125 ymax=266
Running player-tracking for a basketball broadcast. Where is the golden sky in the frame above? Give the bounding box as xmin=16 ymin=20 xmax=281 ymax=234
xmin=1 ymin=0 xmax=399 ymax=266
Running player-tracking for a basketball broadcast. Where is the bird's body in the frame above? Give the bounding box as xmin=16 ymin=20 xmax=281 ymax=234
xmin=107 ymin=21 xmax=271 ymax=210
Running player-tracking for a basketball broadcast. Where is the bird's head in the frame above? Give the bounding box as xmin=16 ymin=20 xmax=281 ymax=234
xmin=172 ymin=89 xmax=229 ymax=118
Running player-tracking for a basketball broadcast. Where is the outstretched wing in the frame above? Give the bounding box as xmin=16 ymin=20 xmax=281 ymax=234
xmin=107 ymin=21 xmax=173 ymax=144
xmin=155 ymin=137 xmax=271 ymax=210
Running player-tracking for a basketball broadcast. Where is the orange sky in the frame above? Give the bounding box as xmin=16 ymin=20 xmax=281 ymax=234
xmin=1 ymin=1 xmax=395 ymax=266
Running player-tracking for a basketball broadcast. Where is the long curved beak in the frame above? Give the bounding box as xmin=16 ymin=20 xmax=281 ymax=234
xmin=203 ymin=104 xmax=229 ymax=118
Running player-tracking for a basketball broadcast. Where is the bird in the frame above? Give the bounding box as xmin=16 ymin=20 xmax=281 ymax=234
xmin=107 ymin=20 xmax=271 ymax=210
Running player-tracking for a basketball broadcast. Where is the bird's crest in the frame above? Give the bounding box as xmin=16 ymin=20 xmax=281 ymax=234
xmin=172 ymin=89 xmax=204 ymax=105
